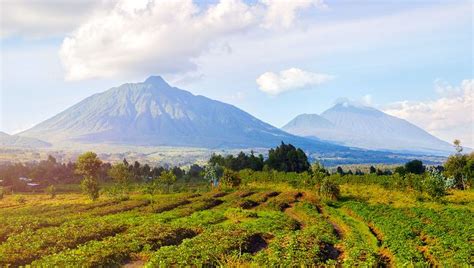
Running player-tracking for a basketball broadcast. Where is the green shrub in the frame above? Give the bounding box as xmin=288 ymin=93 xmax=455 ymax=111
xmin=319 ymin=179 xmax=340 ymax=200
xmin=45 ymin=185 xmax=56 ymax=199
xmin=424 ymin=170 xmax=447 ymax=200
xmin=81 ymin=176 xmax=100 ymax=201
xmin=0 ymin=188 xmax=3 ymax=200
xmin=221 ymin=169 xmax=241 ymax=188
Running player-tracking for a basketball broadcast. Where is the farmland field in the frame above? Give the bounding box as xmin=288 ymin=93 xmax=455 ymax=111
xmin=1 ymin=181 xmax=472 ymax=267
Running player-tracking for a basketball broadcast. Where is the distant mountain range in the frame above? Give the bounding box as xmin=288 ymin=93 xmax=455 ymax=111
xmin=14 ymin=76 xmax=453 ymax=164
xmin=18 ymin=76 xmax=341 ymax=152
xmin=282 ymin=102 xmax=453 ymax=155
xmin=0 ymin=131 xmax=51 ymax=148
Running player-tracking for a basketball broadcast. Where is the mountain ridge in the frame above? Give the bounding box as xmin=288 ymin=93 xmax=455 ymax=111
xmin=19 ymin=76 xmax=342 ymax=151
xmin=282 ymin=102 xmax=453 ymax=155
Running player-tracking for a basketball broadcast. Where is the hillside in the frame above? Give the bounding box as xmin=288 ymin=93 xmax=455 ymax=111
xmin=0 ymin=131 xmax=51 ymax=148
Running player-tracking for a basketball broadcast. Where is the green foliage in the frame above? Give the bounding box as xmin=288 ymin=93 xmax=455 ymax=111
xmin=209 ymin=151 xmax=264 ymax=171
xmin=444 ymin=152 xmax=473 ymax=189
xmin=221 ymin=168 xmax=241 ymax=188
xmin=108 ymin=163 xmax=132 ymax=197
xmin=394 ymin=166 xmax=406 ymax=176
xmin=405 ymin=159 xmax=425 ymax=174
xmin=266 ymin=142 xmax=310 ymax=173
xmin=81 ymin=176 xmax=100 ymax=200
xmin=75 ymin=152 xmax=102 ymax=178
xmin=204 ymin=164 xmax=223 ymax=187
xmin=158 ymin=170 xmax=177 ymax=193
xmin=319 ymin=178 xmax=340 ymax=200
xmin=45 ymin=185 xmax=56 ymax=199
xmin=76 ymin=152 xmax=102 ymax=200
xmin=0 ymin=188 xmax=3 ymax=200
xmin=423 ymin=170 xmax=447 ymax=200
xmin=33 ymin=225 xmax=196 ymax=267
xmin=108 ymin=163 xmax=132 ymax=185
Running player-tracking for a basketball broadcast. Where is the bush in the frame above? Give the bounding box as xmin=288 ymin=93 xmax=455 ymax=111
xmin=0 ymin=188 xmax=3 ymax=200
xmin=45 ymin=185 xmax=56 ymax=199
xmin=221 ymin=169 xmax=241 ymax=188
xmin=81 ymin=176 xmax=100 ymax=201
xmin=319 ymin=179 xmax=340 ymax=200
xmin=424 ymin=170 xmax=447 ymax=200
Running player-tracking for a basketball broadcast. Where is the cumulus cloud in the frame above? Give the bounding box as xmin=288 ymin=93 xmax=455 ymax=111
xmin=59 ymin=0 xmax=326 ymax=80
xmin=261 ymin=0 xmax=327 ymax=28
xmin=256 ymin=68 xmax=333 ymax=95
xmin=384 ymin=79 xmax=474 ymax=147
xmin=0 ymin=0 xmax=102 ymax=38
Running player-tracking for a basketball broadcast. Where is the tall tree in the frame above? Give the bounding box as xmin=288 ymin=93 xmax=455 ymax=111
xmin=405 ymin=160 xmax=425 ymax=175
xmin=266 ymin=142 xmax=310 ymax=173
xmin=75 ymin=152 xmax=102 ymax=200
xmin=108 ymin=163 xmax=133 ymax=195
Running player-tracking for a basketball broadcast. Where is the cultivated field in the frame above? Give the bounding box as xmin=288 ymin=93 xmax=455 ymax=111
xmin=1 ymin=182 xmax=472 ymax=267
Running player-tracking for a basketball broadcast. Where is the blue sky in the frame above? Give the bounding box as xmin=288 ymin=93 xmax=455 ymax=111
xmin=1 ymin=0 xmax=473 ymax=146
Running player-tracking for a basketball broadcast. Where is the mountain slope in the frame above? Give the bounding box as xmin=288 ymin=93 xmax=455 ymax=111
xmin=0 ymin=131 xmax=51 ymax=148
xmin=19 ymin=76 xmax=341 ymax=151
xmin=282 ymin=102 xmax=453 ymax=154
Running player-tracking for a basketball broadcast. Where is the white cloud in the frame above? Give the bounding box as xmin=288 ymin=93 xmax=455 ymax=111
xmin=0 ymin=0 xmax=103 ymax=38
xmin=59 ymin=0 xmax=325 ymax=81
xmin=256 ymin=68 xmax=333 ymax=95
xmin=384 ymin=79 xmax=474 ymax=147
xmin=261 ymin=0 xmax=327 ymax=28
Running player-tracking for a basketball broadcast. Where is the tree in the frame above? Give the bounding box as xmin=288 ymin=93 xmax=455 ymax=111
xmin=75 ymin=152 xmax=102 ymax=200
xmin=108 ymin=163 xmax=133 ymax=196
xmin=158 ymin=170 xmax=177 ymax=193
xmin=188 ymin=164 xmax=203 ymax=178
xmin=454 ymin=139 xmax=463 ymax=154
xmin=172 ymin=166 xmax=185 ymax=179
xmin=394 ymin=166 xmax=406 ymax=176
xmin=204 ymin=164 xmax=223 ymax=188
xmin=266 ymin=142 xmax=310 ymax=173
xmin=444 ymin=140 xmax=473 ymax=189
xmin=405 ymin=160 xmax=425 ymax=175
xmin=336 ymin=166 xmax=344 ymax=176
xmin=221 ymin=168 xmax=241 ymax=188
xmin=369 ymin=166 xmax=376 ymax=174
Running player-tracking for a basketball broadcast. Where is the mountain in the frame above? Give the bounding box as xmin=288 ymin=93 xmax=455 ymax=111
xmin=0 ymin=131 xmax=51 ymax=148
xmin=282 ymin=102 xmax=453 ymax=155
xmin=19 ymin=76 xmax=342 ymax=151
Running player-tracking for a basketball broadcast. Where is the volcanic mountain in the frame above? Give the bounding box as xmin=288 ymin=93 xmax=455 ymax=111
xmin=282 ymin=102 xmax=453 ymax=155
xmin=19 ymin=76 xmax=341 ymax=151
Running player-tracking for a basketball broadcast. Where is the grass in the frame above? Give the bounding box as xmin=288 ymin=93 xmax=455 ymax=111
xmin=0 ymin=182 xmax=472 ymax=267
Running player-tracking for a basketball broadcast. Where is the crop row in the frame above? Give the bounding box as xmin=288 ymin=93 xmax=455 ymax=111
xmin=32 ymin=224 xmax=197 ymax=267
xmin=0 ymin=217 xmax=128 ymax=266
xmin=0 ymin=198 xmax=150 ymax=243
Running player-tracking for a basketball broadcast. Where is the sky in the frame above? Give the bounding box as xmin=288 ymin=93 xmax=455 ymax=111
xmin=1 ymin=0 xmax=473 ymax=147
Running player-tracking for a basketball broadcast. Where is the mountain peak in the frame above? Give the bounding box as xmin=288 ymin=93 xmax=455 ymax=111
xmin=144 ymin=75 xmax=170 ymax=87
xmin=283 ymin=101 xmax=453 ymax=154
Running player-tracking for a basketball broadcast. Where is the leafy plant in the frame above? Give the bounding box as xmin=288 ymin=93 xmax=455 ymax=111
xmin=423 ymin=170 xmax=447 ymax=200
xmin=45 ymin=185 xmax=56 ymax=199
xmin=319 ymin=178 xmax=340 ymax=200
xmin=221 ymin=169 xmax=241 ymax=188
